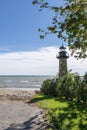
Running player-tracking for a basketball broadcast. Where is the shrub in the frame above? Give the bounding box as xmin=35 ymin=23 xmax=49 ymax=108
xmin=84 ymin=72 xmax=87 ymax=82
xmin=41 ymin=79 xmax=52 ymax=95
xmin=56 ymin=73 xmax=75 ymax=100
xmin=41 ymin=78 xmax=58 ymax=97
xmin=73 ymin=74 xmax=83 ymax=102
xmin=80 ymin=72 xmax=87 ymax=103
xmin=47 ymin=78 xmax=58 ymax=97
xmin=41 ymin=72 xmax=87 ymax=103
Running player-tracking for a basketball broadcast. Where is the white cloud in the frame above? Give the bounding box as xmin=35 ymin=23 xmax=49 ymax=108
xmin=68 ymin=57 xmax=87 ymax=75
xmin=0 ymin=46 xmax=86 ymax=75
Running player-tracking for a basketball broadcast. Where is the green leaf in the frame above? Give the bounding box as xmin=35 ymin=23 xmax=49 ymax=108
xmin=32 ymin=0 xmax=38 ymax=5
xmin=51 ymin=7 xmax=59 ymax=12
xmin=40 ymin=35 xmax=44 ymax=39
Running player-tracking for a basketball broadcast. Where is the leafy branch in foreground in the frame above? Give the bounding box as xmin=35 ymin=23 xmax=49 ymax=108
xmin=32 ymin=0 xmax=87 ymax=59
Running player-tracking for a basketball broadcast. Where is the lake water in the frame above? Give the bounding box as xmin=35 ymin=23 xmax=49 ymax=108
xmin=0 ymin=75 xmax=54 ymax=89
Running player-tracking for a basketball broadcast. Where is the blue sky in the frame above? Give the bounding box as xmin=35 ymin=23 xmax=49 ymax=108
xmin=0 ymin=0 xmax=86 ymax=75
xmin=0 ymin=0 xmax=63 ymax=53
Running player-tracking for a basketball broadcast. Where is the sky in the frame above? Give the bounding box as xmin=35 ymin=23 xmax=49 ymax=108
xmin=0 ymin=0 xmax=86 ymax=75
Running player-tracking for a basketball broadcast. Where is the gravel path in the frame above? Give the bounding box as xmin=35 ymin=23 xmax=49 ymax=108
xmin=0 ymin=89 xmax=47 ymax=130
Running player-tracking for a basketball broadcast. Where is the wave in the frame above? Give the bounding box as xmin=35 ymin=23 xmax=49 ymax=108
xmin=4 ymin=80 xmax=13 ymax=83
xmin=20 ymin=80 xmax=29 ymax=83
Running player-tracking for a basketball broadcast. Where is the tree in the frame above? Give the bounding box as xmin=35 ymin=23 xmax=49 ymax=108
xmin=32 ymin=0 xmax=87 ymax=59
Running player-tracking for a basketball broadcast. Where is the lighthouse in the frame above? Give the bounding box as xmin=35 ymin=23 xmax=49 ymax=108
xmin=56 ymin=44 xmax=69 ymax=77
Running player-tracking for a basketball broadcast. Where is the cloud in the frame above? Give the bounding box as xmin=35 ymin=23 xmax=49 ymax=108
xmin=0 ymin=46 xmax=86 ymax=75
xmin=68 ymin=57 xmax=87 ymax=75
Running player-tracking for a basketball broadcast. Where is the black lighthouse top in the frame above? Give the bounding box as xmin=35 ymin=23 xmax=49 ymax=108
xmin=56 ymin=44 xmax=69 ymax=59
xmin=59 ymin=45 xmax=66 ymax=50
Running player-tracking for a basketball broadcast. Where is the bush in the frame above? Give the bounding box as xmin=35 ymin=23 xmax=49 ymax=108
xmin=84 ymin=72 xmax=87 ymax=82
xmin=41 ymin=72 xmax=87 ymax=103
xmin=73 ymin=74 xmax=83 ymax=102
xmin=56 ymin=73 xmax=75 ymax=100
xmin=80 ymin=72 xmax=87 ymax=103
xmin=41 ymin=79 xmax=52 ymax=95
xmin=41 ymin=78 xmax=58 ymax=97
xmin=47 ymin=78 xmax=58 ymax=97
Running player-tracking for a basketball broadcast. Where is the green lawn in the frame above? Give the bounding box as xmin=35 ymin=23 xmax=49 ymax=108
xmin=31 ymin=94 xmax=87 ymax=130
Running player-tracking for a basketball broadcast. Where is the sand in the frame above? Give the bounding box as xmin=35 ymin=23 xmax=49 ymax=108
xmin=0 ymin=88 xmax=47 ymax=130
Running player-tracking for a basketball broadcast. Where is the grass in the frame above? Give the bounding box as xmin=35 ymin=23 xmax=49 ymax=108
xmin=31 ymin=94 xmax=87 ymax=130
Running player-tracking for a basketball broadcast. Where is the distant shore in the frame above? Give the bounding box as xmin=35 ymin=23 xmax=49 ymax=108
xmin=0 ymin=88 xmax=40 ymax=100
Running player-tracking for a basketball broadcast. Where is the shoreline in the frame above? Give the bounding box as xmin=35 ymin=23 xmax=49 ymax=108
xmin=0 ymin=87 xmax=40 ymax=90
xmin=0 ymin=88 xmax=40 ymax=101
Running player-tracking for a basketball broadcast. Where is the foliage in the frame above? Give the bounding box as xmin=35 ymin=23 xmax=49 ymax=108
xmin=41 ymin=78 xmax=58 ymax=97
xmin=32 ymin=94 xmax=87 ymax=130
xmin=84 ymin=72 xmax=87 ymax=82
xmin=56 ymin=73 xmax=75 ymax=100
xmin=41 ymin=73 xmax=87 ymax=103
xmin=81 ymin=72 xmax=87 ymax=102
xmin=41 ymin=79 xmax=52 ymax=95
xmin=32 ymin=0 xmax=87 ymax=59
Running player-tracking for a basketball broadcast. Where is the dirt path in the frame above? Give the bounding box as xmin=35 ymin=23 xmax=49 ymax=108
xmin=0 ymin=100 xmax=47 ymax=130
xmin=0 ymin=89 xmax=47 ymax=130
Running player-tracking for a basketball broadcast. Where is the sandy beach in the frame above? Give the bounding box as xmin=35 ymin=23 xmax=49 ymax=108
xmin=0 ymin=88 xmax=47 ymax=130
